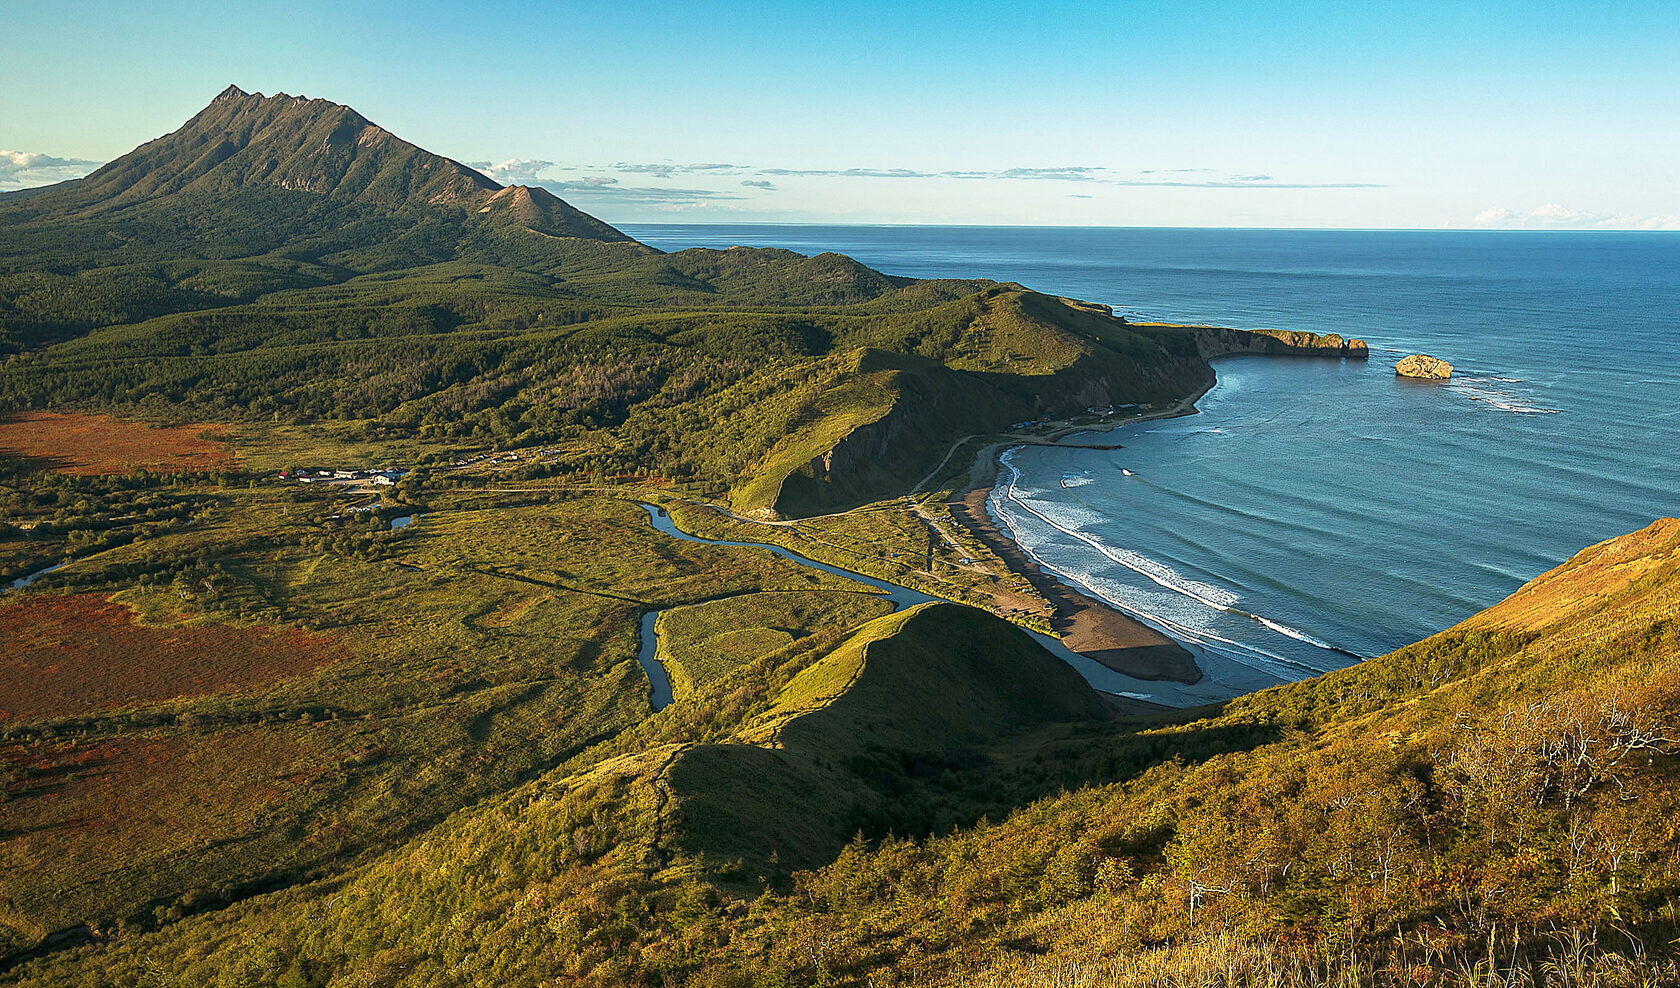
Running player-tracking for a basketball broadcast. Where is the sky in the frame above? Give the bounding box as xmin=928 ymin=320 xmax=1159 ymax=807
xmin=2 ymin=0 xmax=1677 ymax=229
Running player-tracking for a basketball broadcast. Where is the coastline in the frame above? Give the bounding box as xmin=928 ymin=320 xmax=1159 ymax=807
xmin=944 ymin=383 xmax=1215 ymax=685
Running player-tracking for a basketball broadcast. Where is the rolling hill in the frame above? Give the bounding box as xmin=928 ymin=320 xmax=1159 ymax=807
xmin=0 ymin=86 xmax=1345 ymax=515
xmin=17 ymin=84 xmax=1646 ymax=988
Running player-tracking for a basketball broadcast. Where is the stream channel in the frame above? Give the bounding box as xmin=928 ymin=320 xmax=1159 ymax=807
xmin=636 ymin=503 xmax=1206 ymax=710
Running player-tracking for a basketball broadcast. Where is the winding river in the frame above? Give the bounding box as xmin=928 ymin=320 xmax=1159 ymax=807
xmin=6 ymin=560 xmax=68 ymax=593
xmin=636 ymin=503 xmax=1230 ymax=710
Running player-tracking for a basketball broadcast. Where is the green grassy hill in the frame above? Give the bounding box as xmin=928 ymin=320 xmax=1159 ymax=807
xmin=1 ymin=88 xmax=1227 ymax=514
xmin=7 ymin=516 xmax=1679 ymax=986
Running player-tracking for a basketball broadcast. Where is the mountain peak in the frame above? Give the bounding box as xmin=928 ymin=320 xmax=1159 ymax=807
xmin=11 ymin=85 xmax=637 ymax=246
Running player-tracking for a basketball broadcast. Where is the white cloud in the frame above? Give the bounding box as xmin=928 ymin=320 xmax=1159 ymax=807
xmin=467 ymin=158 xmax=556 ymax=186
xmin=1472 ymin=204 xmax=1680 ymax=230
xmin=1473 ymin=207 xmax=1517 ymax=226
xmin=1596 ymin=213 xmax=1680 ymax=230
xmin=0 ymin=150 xmax=103 ymax=191
xmin=1529 ymin=203 xmax=1590 ymax=222
xmin=536 ymin=180 xmax=743 ymax=207
xmin=613 ymin=161 xmax=748 ymax=178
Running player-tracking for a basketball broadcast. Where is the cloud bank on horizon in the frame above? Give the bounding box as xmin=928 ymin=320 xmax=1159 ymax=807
xmin=1473 ymin=205 xmax=1680 ymax=230
xmin=0 ymin=150 xmax=102 ymax=192
xmin=10 ymin=143 xmax=1677 ymax=230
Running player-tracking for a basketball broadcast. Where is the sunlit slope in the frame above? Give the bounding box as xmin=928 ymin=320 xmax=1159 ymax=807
xmin=751 ymin=289 xmax=1212 ymax=515
xmin=914 ymin=517 xmax=1680 ymax=983
xmin=11 ymin=513 xmax=1680 ymax=985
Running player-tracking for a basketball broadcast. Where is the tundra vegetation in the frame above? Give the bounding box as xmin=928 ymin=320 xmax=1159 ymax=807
xmin=2 ymin=88 xmax=1678 ymax=986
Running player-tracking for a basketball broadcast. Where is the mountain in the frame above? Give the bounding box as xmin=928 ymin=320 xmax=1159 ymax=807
xmin=0 ymin=86 xmax=1255 ymax=513
xmin=9 ymin=85 xmax=630 ymax=240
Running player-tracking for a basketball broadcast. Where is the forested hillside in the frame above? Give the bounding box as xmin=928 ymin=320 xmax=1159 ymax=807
xmin=0 ymin=87 xmax=1218 ymax=515
xmin=8 ymin=87 xmax=1668 ymax=987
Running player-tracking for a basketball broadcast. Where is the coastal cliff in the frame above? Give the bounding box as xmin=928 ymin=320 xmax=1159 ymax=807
xmin=1192 ymin=326 xmax=1370 ymax=359
xmin=761 ymin=300 xmax=1377 ymax=518
xmin=760 ymin=291 xmax=1214 ymax=517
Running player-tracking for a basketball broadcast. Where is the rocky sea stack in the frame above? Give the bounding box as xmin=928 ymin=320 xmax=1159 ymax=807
xmin=1396 ymin=353 xmax=1453 ymax=380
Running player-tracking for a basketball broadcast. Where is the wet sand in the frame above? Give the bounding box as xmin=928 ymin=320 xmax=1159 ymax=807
xmin=948 ymin=462 xmax=1205 ymax=685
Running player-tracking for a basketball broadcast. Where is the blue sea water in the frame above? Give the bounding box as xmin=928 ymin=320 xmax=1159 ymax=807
xmin=623 ymin=225 xmax=1680 ymax=701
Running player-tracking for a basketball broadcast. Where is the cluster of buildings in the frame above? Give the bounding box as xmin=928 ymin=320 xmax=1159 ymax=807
xmin=280 ymin=468 xmax=407 ymax=487
xmin=449 ymin=447 xmax=565 ymax=468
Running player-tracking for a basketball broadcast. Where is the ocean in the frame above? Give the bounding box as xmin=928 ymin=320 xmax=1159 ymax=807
xmin=623 ymin=225 xmax=1680 ymax=702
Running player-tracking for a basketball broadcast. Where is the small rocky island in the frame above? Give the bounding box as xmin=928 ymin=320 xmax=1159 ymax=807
xmin=1396 ymin=353 xmax=1453 ymax=380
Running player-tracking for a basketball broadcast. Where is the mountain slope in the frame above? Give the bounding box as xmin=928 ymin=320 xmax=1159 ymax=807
xmin=10 ymin=85 xmax=628 ymax=242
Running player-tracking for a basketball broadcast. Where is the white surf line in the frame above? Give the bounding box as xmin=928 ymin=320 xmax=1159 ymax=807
xmin=989 ymin=486 xmax=1331 ymax=680
xmin=995 ymin=450 xmax=1358 ymax=667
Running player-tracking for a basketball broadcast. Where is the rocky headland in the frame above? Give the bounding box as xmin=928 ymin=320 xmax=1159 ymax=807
xmin=1190 ymin=326 xmax=1370 ymax=359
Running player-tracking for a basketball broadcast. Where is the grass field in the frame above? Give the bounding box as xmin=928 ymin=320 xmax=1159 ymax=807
xmin=0 ymin=478 xmax=919 ymax=948
xmin=0 ymin=412 xmax=235 ymax=475
xmin=654 ymin=590 xmax=894 ymax=700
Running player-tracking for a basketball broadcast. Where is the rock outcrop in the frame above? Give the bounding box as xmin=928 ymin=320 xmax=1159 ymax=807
xmin=1395 ymin=353 xmax=1453 ymax=380
xmin=1193 ymin=327 xmax=1369 ymax=359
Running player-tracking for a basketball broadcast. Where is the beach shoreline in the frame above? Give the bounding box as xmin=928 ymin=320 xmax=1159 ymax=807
xmin=944 ymin=383 xmax=1215 ymax=685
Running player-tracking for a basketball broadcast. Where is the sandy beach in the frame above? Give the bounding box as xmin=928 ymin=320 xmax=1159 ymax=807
xmin=925 ymin=379 xmax=1226 ymax=685
xmin=941 ymin=385 xmax=1216 ymax=685
xmin=947 ymin=452 xmax=1205 ymax=684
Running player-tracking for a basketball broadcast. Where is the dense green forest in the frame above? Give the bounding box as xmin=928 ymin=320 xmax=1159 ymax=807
xmin=5 ymin=87 xmax=1676 ymax=987
xmin=0 ymin=87 xmax=1210 ymax=514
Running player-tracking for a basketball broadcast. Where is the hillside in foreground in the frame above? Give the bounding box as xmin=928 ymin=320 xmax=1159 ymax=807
xmin=6 ymin=495 xmax=1678 ymax=986
xmin=14 ymin=85 xmax=1670 ymax=986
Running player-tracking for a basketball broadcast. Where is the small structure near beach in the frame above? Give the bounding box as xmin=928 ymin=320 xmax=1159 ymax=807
xmin=1396 ymin=353 xmax=1453 ymax=380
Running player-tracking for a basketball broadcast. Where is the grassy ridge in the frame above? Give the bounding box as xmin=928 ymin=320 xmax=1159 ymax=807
xmin=14 ymin=84 xmax=1651 ymax=987
xmin=11 ymin=520 xmax=1680 ymax=986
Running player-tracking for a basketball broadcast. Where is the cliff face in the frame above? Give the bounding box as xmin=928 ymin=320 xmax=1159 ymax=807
xmin=758 ymin=296 xmax=1364 ymax=518
xmin=771 ymin=341 xmax=1212 ymax=517
xmin=1193 ymin=327 xmax=1369 ymax=359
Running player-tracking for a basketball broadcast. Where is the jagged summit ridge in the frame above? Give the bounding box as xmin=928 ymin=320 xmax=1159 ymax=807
xmin=32 ymin=85 xmax=633 ymax=242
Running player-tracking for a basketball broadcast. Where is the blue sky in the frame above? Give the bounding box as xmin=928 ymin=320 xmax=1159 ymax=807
xmin=3 ymin=0 xmax=1676 ymax=228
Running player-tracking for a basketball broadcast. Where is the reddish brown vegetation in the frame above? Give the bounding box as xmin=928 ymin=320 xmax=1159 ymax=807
xmin=0 ymin=595 xmax=335 ymax=722
xmin=0 ymin=412 xmax=235 ymax=475
xmin=0 ymin=730 xmax=333 ymax=917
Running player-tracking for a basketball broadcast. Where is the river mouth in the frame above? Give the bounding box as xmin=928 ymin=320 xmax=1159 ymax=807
xmin=636 ymin=503 xmax=1232 ymax=709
